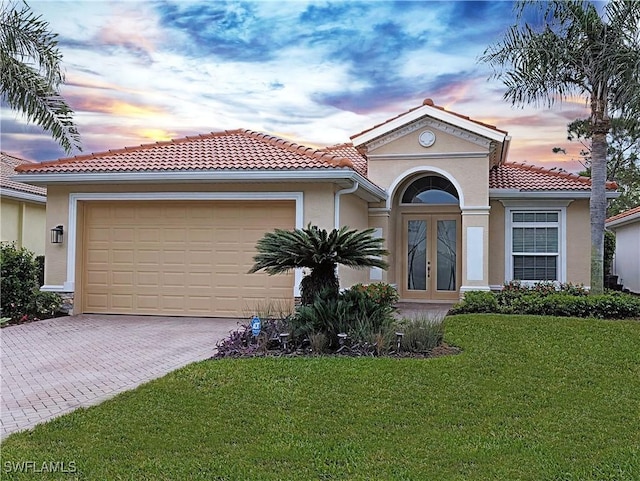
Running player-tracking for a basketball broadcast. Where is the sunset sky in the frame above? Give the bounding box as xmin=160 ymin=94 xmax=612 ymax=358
xmin=1 ymin=0 xmax=596 ymax=172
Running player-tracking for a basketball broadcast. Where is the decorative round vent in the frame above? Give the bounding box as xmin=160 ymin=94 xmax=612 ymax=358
xmin=418 ymin=130 xmax=436 ymax=147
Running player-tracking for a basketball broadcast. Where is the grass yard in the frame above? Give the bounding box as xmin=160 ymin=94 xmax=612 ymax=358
xmin=2 ymin=314 xmax=639 ymax=480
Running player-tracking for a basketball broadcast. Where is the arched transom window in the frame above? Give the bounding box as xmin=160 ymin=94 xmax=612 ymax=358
xmin=401 ymin=176 xmax=459 ymax=204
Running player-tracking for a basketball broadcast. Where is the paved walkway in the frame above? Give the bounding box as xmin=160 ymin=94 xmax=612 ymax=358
xmin=395 ymin=302 xmax=454 ymax=319
xmin=1 ymin=315 xmax=240 ymax=440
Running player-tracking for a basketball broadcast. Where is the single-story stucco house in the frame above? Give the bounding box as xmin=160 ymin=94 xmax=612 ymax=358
xmin=13 ymin=99 xmax=618 ymax=317
xmin=606 ymin=206 xmax=640 ymax=294
xmin=1 ymin=152 xmax=47 ymax=256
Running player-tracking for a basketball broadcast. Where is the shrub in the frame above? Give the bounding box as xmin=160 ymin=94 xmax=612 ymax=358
xmin=0 ymin=243 xmax=62 ymax=324
xmin=396 ymin=312 xmax=446 ymax=353
xmin=36 ymin=255 xmax=45 ymax=287
xmin=604 ymin=230 xmax=616 ymax=275
xmin=589 ymin=293 xmax=640 ymax=319
xmin=291 ymin=286 xmax=396 ymax=348
xmin=291 ymin=289 xmax=350 ymax=344
xmin=350 ymin=283 xmax=399 ymax=308
xmin=448 ymin=283 xmax=638 ymax=320
xmin=450 ymin=290 xmax=498 ymax=314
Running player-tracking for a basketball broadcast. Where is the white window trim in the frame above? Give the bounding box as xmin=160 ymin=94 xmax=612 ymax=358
xmin=52 ymin=192 xmax=304 ymax=297
xmin=504 ymin=206 xmax=567 ymax=284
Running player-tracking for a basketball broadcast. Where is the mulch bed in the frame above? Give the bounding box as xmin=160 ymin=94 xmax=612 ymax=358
xmin=212 ymin=343 xmax=462 ymax=360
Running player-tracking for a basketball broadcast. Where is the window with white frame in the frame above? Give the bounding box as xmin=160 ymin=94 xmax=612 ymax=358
xmin=509 ymin=211 xmax=561 ymax=281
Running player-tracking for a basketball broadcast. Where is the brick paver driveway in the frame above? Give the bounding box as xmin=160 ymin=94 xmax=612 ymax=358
xmin=1 ymin=315 xmax=240 ymax=440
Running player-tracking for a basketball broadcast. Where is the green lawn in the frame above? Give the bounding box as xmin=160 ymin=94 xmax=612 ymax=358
xmin=2 ymin=314 xmax=639 ymax=480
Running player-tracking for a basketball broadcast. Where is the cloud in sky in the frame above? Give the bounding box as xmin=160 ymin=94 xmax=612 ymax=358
xmin=1 ymin=0 xmax=592 ymax=171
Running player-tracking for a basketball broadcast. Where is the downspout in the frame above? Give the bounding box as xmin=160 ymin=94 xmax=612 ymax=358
xmin=334 ymin=180 xmax=359 ymax=229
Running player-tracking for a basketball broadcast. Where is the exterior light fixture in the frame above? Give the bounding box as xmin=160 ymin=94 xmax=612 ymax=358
xmin=50 ymin=225 xmax=64 ymax=244
xmin=395 ymin=332 xmax=404 ymax=352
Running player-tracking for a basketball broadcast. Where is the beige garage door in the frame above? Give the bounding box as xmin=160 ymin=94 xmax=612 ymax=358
xmin=82 ymin=201 xmax=295 ymax=317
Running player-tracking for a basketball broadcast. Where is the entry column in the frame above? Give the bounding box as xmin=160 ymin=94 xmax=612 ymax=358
xmin=460 ymin=207 xmax=491 ymax=296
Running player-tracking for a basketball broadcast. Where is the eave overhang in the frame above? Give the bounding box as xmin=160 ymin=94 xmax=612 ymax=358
xmin=12 ymin=169 xmax=387 ymax=203
xmin=606 ymin=211 xmax=640 ymax=229
xmin=489 ymin=189 xmax=620 ymax=200
xmin=0 ymin=187 xmax=46 ymax=204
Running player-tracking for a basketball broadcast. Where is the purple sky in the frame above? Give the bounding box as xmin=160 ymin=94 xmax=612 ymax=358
xmin=1 ymin=1 xmax=595 ymax=172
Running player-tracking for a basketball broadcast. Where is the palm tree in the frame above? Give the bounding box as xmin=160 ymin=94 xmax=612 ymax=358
xmin=480 ymin=0 xmax=640 ymax=294
xmin=1 ymin=0 xmax=80 ymax=154
xmin=250 ymin=224 xmax=389 ymax=305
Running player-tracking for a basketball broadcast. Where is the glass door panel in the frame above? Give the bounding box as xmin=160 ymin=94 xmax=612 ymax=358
xmin=407 ymin=219 xmax=427 ymax=291
xmin=436 ymin=219 xmax=456 ymax=291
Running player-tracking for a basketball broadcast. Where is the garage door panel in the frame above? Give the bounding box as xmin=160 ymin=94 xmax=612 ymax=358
xmin=162 ymin=272 xmax=184 ymax=287
xmin=111 ymin=294 xmax=134 ymax=309
xmin=137 ymin=295 xmax=160 ymax=309
xmin=112 ymin=271 xmax=134 ymax=286
xmin=83 ymin=201 xmax=294 ymax=317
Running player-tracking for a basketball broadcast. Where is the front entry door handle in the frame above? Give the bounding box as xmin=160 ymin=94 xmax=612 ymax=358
xmin=427 ymin=261 xmax=431 ymax=278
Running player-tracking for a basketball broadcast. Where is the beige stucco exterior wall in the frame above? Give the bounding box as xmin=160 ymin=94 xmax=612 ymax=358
xmin=338 ymin=192 xmax=370 ymax=287
xmin=365 ymin=127 xmax=491 ymax=208
xmin=1 ymin=198 xmax=46 ymax=255
xmin=42 ymin=181 xmax=341 ymax=289
xmin=610 ymin=221 xmax=640 ymax=293
xmin=565 ymin=199 xmax=591 ymax=285
xmin=488 ymin=200 xmax=505 ymax=287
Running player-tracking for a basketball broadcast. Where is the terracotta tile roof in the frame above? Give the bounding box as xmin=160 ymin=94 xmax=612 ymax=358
xmin=14 ymin=130 xmax=356 ymax=174
xmin=490 ymin=162 xmax=618 ymax=191
xmin=1 ymin=152 xmax=46 ymax=197
xmin=320 ymin=143 xmax=367 ymax=176
xmin=350 ymin=98 xmax=509 ymax=141
xmin=606 ymin=205 xmax=640 ymax=224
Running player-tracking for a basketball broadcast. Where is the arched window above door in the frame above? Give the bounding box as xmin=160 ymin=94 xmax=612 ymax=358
xmin=401 ymin=176 xmax=459 ymax=204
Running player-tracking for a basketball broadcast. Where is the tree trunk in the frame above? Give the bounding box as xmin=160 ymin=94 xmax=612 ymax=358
xmin=590 ymin=105 xmax=609 ymax=295
xmin=300 ymin=263 xmax=339 ymax=305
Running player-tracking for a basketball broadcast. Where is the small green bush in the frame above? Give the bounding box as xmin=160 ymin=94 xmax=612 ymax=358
xmin=350 ymin=282 xmax=399 ymax=308
xmin=450 ymin=282 xmax=639 ymax=320
xmin=604 ymin=230 xmax=616 ymax=275
xmin=450 ymin=290 xmax=498 ymax=314
xmin=0 ymin=242 xmax=62 ymax=323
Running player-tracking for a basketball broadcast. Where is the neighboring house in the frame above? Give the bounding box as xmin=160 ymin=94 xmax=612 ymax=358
xmin=606 ymin=206 xmax=640 ymax=294
xmin=1 ymin=152 xmax=47 ymax=255
xmin=13 ymin=99 xmax=618 ymax=317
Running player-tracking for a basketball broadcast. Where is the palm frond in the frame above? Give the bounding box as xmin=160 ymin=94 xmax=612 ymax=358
xmin=249 ymin=225 xmax=389 ymax=275
xmin=0 ymin=1 xmax=81 ymax=153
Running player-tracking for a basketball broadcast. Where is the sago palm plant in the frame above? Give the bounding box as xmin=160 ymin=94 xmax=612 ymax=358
xmin=249 ymin=224 xmax=388 ymax=305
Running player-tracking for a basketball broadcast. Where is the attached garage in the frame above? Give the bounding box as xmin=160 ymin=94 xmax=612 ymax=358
xmin=81 ymin=200 xmax=295 ymax=317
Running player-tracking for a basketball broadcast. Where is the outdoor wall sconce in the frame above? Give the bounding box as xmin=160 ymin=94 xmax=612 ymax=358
xmin=50 ymin=225 xmax=64 ymax=244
